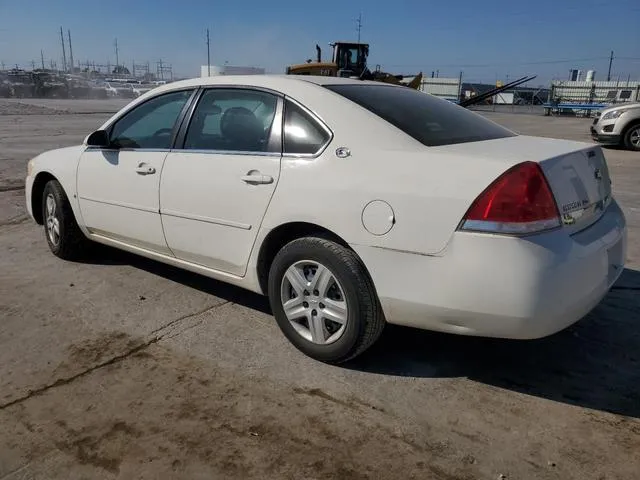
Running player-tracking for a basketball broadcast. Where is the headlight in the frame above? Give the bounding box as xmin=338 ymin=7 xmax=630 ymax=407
xmin=27 ymin=159 xmax=34 ymax=177
xmin=602 ymin=110 xmax=623 ymax=121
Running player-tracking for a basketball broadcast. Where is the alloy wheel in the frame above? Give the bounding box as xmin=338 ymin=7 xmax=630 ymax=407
xmin=45 ymin=194 xmax=60 ymax=246
xmin=280 ymin=260 xmax=348 ymax=345
xmin=629 ymin=126 xmax=640 ymax=149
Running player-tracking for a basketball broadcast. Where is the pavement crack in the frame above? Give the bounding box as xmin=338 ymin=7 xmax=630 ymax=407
xmin=149 ymin=301 xmax=230 ymax=339
xmin=0 ymin=340 xmax=152 ymax=412
xmin=0 ymin=302 xmax=228 ymax=412
xmin=0 ymin=185 xmax=25 ymax=192
xmin=0 ymin=215 xmax=29 ymax=227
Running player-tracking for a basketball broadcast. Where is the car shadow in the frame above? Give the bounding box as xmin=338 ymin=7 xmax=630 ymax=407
xmin=76 ymin=243 xmax=272 ymax=315
xmin=349 ymin=267 xmax=640 ymax=419
xmin=75 ymin=245 xmax=640 ymax=418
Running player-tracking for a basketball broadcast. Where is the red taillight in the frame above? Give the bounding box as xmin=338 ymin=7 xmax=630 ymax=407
xmin=460 ymin=161 xmax=560 ymax=234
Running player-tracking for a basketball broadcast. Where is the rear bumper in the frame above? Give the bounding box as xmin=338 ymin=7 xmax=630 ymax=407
xmin=354 ymin=200 xmax=627 ymax=339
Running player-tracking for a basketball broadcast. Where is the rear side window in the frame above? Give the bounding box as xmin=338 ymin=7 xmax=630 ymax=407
xmin=184 ymin=88 xmax=278 ymax=153
xmin=324 ymin=84 xmax=516 ymax=147
xmin=283 ymin=100 xmax=331 ymax=155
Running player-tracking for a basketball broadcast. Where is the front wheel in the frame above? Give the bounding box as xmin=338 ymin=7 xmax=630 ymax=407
xmin=623 ymin=123 xmax=640 ymax=151
xmin=42 ymin=179 xmax=90 ymax=260
xmin=267 ymin=237 xmax=385 ymax=364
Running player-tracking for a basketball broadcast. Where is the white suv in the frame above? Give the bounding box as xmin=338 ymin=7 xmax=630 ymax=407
xmin=591 ymin=102 xmax=640 ymax=151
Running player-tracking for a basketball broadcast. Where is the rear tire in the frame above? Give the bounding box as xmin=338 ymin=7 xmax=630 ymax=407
xmin=42 ymin=179 xmax=90 ymax=260
xmin=623 ymin=122 xmax=640 ymax=151
xmin=267 ymin=236 xmax=385 ymax=364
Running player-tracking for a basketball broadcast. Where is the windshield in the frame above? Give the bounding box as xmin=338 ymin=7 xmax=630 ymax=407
xmin=324 ymin=84 xmax=516 ymax=147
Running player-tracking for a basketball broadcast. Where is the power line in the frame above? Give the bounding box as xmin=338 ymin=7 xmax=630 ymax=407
xmin=114 ymin=38 xmax=119 ymax=68
xmin=59 ymin=26 xmax=67 ymax=72
xmin=67 ymin=29 xmax=74 ymax=72
xmin=206 ymin=28 xmax=211 ymax=77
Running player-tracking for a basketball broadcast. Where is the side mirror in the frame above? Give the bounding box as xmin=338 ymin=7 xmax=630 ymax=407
xmin=86 ymin=130 xmax=111 ymax=148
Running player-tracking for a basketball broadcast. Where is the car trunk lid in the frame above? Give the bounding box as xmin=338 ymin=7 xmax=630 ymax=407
xmin=539 ymin=146 xmax=612 ymax=234
xmin=435 ymin=135 xmax=613 ymax=234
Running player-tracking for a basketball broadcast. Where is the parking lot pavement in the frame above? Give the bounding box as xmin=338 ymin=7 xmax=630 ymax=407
xmin=1 ymin=99 xmax=639 ymax=479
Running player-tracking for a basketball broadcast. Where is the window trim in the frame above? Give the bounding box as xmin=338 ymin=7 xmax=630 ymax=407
xmin=282 ymin=96 xmax=334 ymax=159
xmin=98 ymin=88 xmax=199 ymax=152
xmin=172 ymin=85 xmax=284 ymax=157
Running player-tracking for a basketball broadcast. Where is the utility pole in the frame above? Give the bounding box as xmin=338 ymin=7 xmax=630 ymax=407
xmin=206 ymin=28 xmax=211 ymax=76
xmin=356 ymin=13 xmax=362 ymax=43
xmin=114 ymin=38 xmax=119 ymax=70
xmin=60 ymin=26 xmax=67 ymax=72
xmin=607 ymin=50 xmax=614 ymax=81
xmin=67 ymin=29 xmax=74 ymax=72
xmin=41 ymin=50 xmax=45 ymax=70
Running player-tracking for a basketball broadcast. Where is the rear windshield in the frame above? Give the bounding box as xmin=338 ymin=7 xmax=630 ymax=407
xmin=324 ymin=84 xmax=516 ymax=146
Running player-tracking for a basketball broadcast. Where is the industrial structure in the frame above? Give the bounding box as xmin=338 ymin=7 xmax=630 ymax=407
xmin=550 ymin=79 xmax=640 ymax=105
xmin=2 ymin=26 xmax=638 ymax=112
xmin=200 ymin=65 xmax=265 ymax=77
xmin=418 ymin=76 xmax=462 ymax=102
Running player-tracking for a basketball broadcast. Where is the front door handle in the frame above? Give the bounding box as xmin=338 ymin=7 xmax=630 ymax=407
xmin=241 ymin=171 xmax=273 ymax=185
xmin=135 ymin=163 xmax=156 ymax=175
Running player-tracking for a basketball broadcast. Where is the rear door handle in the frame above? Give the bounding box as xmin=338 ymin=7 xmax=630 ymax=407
xmin=241 ymin=172 xmax=273 ymax=185
xmin=135 ymin=163 xmax=156 ymax=175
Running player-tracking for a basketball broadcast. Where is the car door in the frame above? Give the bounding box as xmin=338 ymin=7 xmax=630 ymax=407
xmin=77 ymin=88 xmax=195 ymax=254
xmin=159 ymin=87 xmax=282 ymax=276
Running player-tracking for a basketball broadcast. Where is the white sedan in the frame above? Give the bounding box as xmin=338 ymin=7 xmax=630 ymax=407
xmin=25 ymin=75 xmax=627 ymax=363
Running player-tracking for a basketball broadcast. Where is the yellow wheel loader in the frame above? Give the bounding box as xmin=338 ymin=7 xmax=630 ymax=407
xmin=286 ymin=42 xmax=423 ymax=89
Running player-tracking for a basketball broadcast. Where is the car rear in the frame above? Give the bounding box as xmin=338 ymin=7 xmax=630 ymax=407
xmin=324 ymin=82 xmax=627 ymax=338
xmin=353 ymin=140 xmax=626 ymax=338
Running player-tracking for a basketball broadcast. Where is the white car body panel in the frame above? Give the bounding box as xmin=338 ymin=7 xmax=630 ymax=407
xmin=160 ymin=151 xmax=281 ymax=275
xmin=24 ymin=74 xmax=628 ymax=341
xmin=25 ymin=145 xmax=85 ymax=227
xmin=77 ymin=148 xmax=171 ymax=255
xmin=354 ymin=199 xmax=626 ymax=337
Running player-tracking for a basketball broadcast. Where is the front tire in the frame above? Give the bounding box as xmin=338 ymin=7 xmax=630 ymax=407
xmin=623 ymin=123 xmax=640 ymax=151
xmin=42 ymin=179 xmax=90 ymax=260
xmin=268 ymin=237 xmax=385 ymax=364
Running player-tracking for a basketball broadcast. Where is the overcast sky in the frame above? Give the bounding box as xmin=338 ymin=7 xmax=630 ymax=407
xmin=1 ymin=0 xmax=639 ymax=85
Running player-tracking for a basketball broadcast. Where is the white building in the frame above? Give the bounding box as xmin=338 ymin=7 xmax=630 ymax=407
xmin=200 ymin=65 xmax=265 ymax=77
xmin=419 ymin=77 xmax=462 ymax=102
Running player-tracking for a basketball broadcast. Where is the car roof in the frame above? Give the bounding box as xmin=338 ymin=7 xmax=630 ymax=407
xmin=152 ymin=74 xmax=397 ymax=94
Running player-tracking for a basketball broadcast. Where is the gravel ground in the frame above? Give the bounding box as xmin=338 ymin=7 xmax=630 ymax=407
xmin=1 ymin=98 xmax=639 ymax=480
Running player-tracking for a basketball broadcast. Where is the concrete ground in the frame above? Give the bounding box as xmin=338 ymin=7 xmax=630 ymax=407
xmin=1 ymin=98 xmax=639 ymax=480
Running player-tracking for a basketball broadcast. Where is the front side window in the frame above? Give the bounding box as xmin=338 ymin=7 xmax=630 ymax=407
xmin=184 ymin=89 xmax=278 ymax=152
xmin=109 ymin=89 xmax=193 ymax=149
xmin=325 ymin=84 xmax=516 ymax=147
xmin=283 ymin=100 xmax=331 ymax=155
